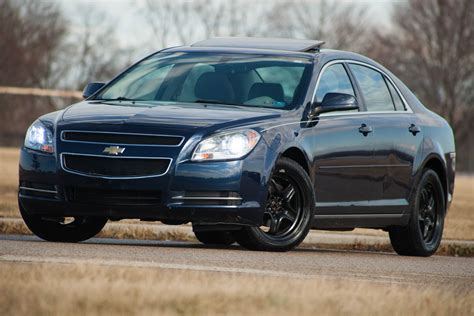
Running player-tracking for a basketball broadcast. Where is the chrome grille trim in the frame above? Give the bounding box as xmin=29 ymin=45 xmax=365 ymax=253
xmin=19 ymin=186 xmax=58 ymax=194
xmin=60 ymin=152 xmax=173 ymax=179
xmin=60 ymin=130 xmax=185 ymax=147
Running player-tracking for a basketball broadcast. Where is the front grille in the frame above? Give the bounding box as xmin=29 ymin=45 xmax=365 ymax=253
xmin=62 ymin=154 xmax=171 ymax=177
xmin=62 ymin=131 xmax=184 ymax=146
xmin=66 ymin=187 xmax=161 ymax=206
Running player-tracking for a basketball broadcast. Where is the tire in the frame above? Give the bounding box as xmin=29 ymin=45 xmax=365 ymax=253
xmin=233 ymin=158 xmax=315 ymax=252
xmin=19 ymin=204 xmax=107 ymax=242
xmin=389 ymin=169 xmax=445 ymax=257
xmin=194 ymin=230 xmax=235 ymax=245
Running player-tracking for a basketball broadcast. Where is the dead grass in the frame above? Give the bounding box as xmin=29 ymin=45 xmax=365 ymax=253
xmin=0 ymin=220 xmax=195 ymax=242
xmin=0 ymin=147 xmax=19 ymax=218
xmin=444 ymin=175 xmax=474 ymax=240
xmin=0 ymin=261 xmax=472 ymax=316
xmin=98 ymin=223 xmax=195 ymax=241
xmin=1 ymin=147 xmax=473 ymax=240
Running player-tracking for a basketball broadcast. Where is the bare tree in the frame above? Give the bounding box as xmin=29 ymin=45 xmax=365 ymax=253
xmin=144 ymin=0 xmax=266 ymax=47
xmin=263 ymin=0 xmax=370 ymax=51
xmin=0 ymin=0 xmax=67 ymax=87
xmin=367 ymin=0 xmax=474 ymax=170
xmin=0 ymin=1 xmax=132 ymax=144
xmin=61 ymin=7 xmax=134 ymax=89
xmin=145 ymin=0 xmax=198 ymax=46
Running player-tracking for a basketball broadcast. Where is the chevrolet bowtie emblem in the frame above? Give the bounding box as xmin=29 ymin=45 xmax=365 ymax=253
xmin=103 ymin=146 xmax=126 ymax=155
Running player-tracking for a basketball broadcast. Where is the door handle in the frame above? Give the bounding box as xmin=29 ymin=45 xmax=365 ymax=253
xmin=409 ymin=124 xmax=421 ymax=136
xmin=359 ymin=124 xmax=373 ymax=136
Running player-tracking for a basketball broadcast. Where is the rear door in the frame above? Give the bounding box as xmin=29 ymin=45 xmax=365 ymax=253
xmin=347 ymin=63 xmax=420 ymax=213
xmin=304 ymin=62 xmax=378 ymax=215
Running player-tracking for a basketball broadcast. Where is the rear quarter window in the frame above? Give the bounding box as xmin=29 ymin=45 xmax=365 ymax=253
xmin=385 ymin=77 xmax=406 ymax=111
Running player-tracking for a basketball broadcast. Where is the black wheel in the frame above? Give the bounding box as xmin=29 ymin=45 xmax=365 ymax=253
xmin=19 ymin=204 xmax=107 ymax=242
xmin=389 ymin=169 xmax=445 ymax=257
xmin=193 ymin=229 xmax=235 ymax=245
xmin=233 ymin=158 xmax=315 ymax=252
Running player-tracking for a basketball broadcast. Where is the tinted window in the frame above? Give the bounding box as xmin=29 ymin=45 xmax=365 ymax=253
xmin=256 ymin=66 xmax=305 ymax=104
xmin=315 ymin=64 xmax=355 ymax=103
xmin=349 ymin=64 xmax=395 ymax=112
xmin=103 ymin=64 xmax=173 ymax=101
xmin=385 ymin=77 xmax=405 ymax=111
xmin=98 ymin=52 xmax=312 ymax=109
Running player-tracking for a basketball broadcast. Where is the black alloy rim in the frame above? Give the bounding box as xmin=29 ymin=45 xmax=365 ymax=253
xmin=418 ymin=182 xmax=438 ymax=243
xmin=260 ymin=172 xmax=303 ymax=239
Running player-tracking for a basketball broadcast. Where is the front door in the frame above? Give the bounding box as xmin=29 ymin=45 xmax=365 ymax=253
xmin=303 ymin=63 xmax=378 ymax=215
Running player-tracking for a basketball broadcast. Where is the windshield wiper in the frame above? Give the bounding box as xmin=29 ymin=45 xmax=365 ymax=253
xmin=194 ymin=99 xmax=241 ymax=106
xmin=96 ymin=96 xmax=136 ymax=101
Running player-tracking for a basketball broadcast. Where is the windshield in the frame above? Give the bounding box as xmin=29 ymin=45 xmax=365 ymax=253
xmin=96 ymin=52 xmax=312 ymax=109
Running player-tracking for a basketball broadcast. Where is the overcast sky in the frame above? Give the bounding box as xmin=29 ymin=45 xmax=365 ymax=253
xmin=57 ymin=0 xmax=406 ymax=59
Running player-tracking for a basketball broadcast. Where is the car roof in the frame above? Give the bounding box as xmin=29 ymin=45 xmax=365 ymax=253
xmin=161 ymin=39 xmax=384 ymax=70
xmin=191 ymin=37 xmax=325 ymax=53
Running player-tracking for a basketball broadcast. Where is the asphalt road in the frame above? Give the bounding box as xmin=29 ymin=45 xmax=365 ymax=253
xmin=1 ymin=235 xmax=473 ymax=288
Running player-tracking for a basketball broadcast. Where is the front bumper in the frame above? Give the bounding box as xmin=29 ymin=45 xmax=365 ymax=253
xmin=18 ymin=144 xmax=272 ymax=226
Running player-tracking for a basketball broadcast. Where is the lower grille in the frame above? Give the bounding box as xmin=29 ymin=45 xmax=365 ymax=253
xmin=62 ymin=154 xmax=171 ymax=178
xmin=66 ymin=187 xmax=162 ymax=206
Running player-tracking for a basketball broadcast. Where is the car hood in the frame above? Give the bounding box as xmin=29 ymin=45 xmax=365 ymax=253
xmin=61 ymin=101 xmax=282 ymax=132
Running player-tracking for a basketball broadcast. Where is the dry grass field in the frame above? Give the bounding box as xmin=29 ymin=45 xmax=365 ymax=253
xmin=1 ymin=147 xmax=473 ymax=315
xmin=0 ymin=261 xmax=472 ymax=316
xmin=1 ymin=147 xmax=473 ymax=240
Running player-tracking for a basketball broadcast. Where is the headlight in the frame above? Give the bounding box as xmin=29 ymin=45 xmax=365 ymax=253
xmin=24 ymin=120 xmax=54 ymax=153
xmin=192 ymin=129 xmax=261 ymax=161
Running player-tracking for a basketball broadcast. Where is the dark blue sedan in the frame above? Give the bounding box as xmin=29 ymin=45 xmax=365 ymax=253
xmin=19 ymin=37 xmax=455 ymax=255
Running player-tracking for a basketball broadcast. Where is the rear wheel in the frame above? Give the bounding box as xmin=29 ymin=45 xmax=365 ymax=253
xmin=389 ymin=169 xmax=445 ymax=257
xmin=19 ymin=204 xmax=107 ymax=242
xmin=233 ymin=158 xmax=314 ymax=252
xmin=194 ymin=230 xmax=235 ymax=245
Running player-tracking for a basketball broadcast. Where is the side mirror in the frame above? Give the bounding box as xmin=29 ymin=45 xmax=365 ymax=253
xmin=82 ymin=82 xmax=105 ymax=99
xmin=310 ymin=93 xmax=358 ymax=117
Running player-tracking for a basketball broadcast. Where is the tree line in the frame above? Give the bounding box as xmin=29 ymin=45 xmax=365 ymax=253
xmin=0 ymin=0 xmax=472 ymax=170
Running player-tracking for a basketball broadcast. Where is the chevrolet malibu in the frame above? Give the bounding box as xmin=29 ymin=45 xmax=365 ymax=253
xmin=19 ymin=37 xmax=455 ymax=255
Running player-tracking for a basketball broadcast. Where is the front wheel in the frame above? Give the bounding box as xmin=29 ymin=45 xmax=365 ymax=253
xmin=233 ymin=158 xmax=315 ymax=252
xmin=19 ymin=204 xmax=107 ymax=242
xmin=389 ymin=169 xmax=445 ymax=257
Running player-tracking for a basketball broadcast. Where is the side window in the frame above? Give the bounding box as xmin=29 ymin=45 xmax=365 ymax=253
xmin=349 ymin=64 xmax=395 ymax=112
xmin=385 ymin=77 xmax=405 ymax=111
xmin=315 ymin=64 xmax=355 ymax=103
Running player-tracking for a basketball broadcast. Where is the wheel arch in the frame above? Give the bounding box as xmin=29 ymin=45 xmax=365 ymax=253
xmin=279 ymin=147 xmax=310 ymax=176
xmin=277 ymin=146 xmax=316 ymax=207
xmin=419 ymin=155 xmax=448 ymax=213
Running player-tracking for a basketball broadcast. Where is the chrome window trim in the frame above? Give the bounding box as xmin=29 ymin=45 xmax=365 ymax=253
xmin=60 ymin=130 xmax=185 ymax=147
xmin=19 ymin=186 xmax=58 ymax=194
xmin=60 ymin=152 xmax=173 ymax=179
xmin=310 ymin=59 xmax=413 ymax=116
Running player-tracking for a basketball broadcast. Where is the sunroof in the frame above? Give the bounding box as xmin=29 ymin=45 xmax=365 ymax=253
xmin=192 ymin=37 xmax=325 ymax=52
